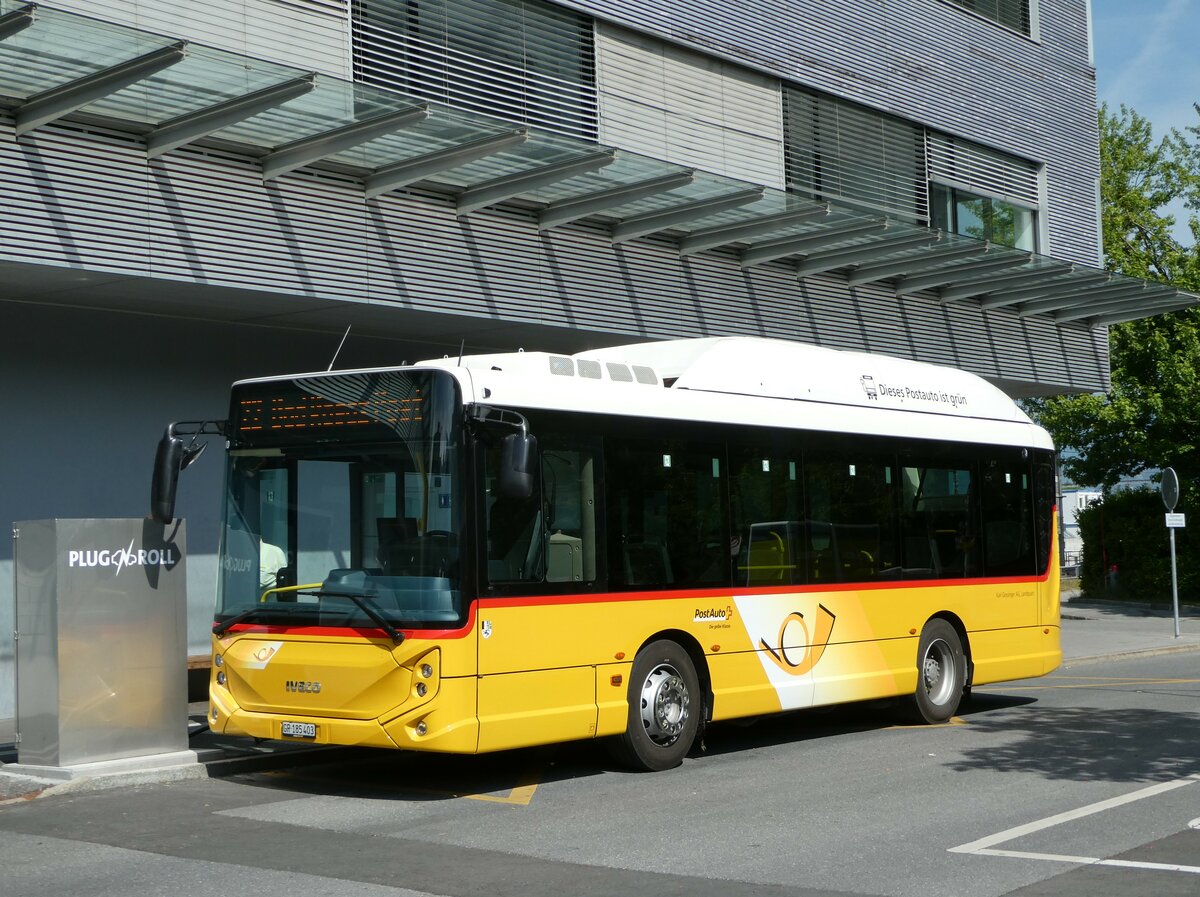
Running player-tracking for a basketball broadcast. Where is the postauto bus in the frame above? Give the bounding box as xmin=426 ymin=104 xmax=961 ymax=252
xmin=152 ymin=337 xmax=1059 ymax=771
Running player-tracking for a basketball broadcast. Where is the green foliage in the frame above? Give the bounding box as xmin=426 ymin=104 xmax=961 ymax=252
xmin=1030 ymin=104 xmax=1200 ymax=493
xmin=1076 ymin=488 xmax=1197 ymax=603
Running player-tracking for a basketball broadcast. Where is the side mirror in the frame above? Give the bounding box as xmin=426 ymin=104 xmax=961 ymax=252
xmin=499 ymin=432 xmax=538 ymax=499
xmin=150 ymin=428 xmax=185 ymax=524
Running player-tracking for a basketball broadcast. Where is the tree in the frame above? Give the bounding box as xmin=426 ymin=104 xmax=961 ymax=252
xmin=1030 ymin=104 xmax=1200 ymax=493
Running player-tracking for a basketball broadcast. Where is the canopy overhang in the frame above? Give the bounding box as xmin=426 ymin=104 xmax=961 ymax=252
xmin=0 ymin=2 xmax=1194 ymax=328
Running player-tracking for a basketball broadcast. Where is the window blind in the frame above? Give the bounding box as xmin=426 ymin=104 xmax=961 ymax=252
xmin=783 ymin=86 xmax=927 ymax=222
xmin=926 ymin=131 xmax=1040 ymax=208
xmin=352 ymin=0 xmax=598 ymax=139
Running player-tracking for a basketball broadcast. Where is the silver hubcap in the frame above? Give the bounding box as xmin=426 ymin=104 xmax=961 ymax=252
xmin=922 ymin=638 xmax=957 ymax=707
xmin=639 ymin=662 xmax=689 ymax=745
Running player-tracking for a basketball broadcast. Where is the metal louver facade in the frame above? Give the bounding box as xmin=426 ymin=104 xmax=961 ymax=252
xmin=352 ymin=0 xmax=599 ymax=139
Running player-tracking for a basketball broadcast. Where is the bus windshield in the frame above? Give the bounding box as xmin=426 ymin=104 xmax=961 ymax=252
xmin=215 ymin=369 xmax=465 ymax=631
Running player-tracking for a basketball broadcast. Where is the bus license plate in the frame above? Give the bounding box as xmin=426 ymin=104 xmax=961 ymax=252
xmin=281 ymin=721 xmax=316 ymax=739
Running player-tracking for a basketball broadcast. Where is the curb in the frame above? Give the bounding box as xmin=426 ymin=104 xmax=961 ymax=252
xmin=1063 ymin=641 xmax=1200 ymax=667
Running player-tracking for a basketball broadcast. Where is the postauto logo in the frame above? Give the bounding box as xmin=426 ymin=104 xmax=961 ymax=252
xmin=68 ymin=539 xmax=178 ymax=575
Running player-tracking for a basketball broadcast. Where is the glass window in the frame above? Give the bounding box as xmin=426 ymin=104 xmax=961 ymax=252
xmin=352 ymin=0 xmax=598 ymax=139
xmin=542 ymin=448 xmax=598 ymax=584
xmin=944 ymin=0 xmax=1031 ymax=35
xmin=899 ymin=460 xmax=979 ymax=579
xmin=783 ymin=86 xmax=928 ymax=221
xmin=483 ymin=439 xmax=544 ymax=584
xmin=806 ymin=449 xmax=899 ymax=583
xmin=979 ymin=453 xmax=1035 ymax=576
xmin=730 ymin=446 xmax=804 ymax=586
xmin=217 ymin=370 xmax=464 ymax=628
xmin=606 ymin=439 xmax=728 ymax=590
xmin=930 ymin=183 xmax=1036 ymax=250
xmin=483 ymin=439 xmax=600 ymax=587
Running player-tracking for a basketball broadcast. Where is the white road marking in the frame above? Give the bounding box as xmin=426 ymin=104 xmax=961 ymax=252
xmin=950 ymin=774 xmax=1200 ymax=874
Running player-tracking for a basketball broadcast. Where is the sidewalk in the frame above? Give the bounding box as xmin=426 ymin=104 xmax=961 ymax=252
xmin=3 ymin=597 xmax=1198 ymax=802
xmin=1060 ymin=592 xmax=1200 ymax=663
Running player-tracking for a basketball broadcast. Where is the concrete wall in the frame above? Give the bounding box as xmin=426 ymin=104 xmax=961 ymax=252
xmin=0 ymin=301 xmax=436 ymax=721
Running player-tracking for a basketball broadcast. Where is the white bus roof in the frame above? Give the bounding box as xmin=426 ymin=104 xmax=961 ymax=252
xmin=415 ymin=337 xmax=1053 ymax=451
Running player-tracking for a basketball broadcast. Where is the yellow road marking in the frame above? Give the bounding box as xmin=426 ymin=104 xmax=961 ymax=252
xmin=888 ymin=715 xmax=968 ymax=729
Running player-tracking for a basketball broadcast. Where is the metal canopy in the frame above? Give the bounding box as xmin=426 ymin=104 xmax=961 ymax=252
xmin=147 ymin=74 xmax=317 ymax=159
xmin=978 ymin=270 xmax=1113 ymax=309
xmin=262 ymin=104 xmax=430 ymax=180
xmin=0 ymin=2 xmax=1195 ymax=327
xmin=610 ymin=187 xmax=764 ymax=243
xmin=937 ymin=262 xmax=1074 ymax=303
xmin=538 ymin=169 xmax=695 ymax=231
xmin=895 ymin=254 xmax=1032 ymax=296
xmin=456 ymin=149 xmax=617 ymax=215
xmin=1015 ymin=281 xmax=1138 ymax=316
xmin=1088 ymin=300 xmax=1199 ymax=326
xmin=15 ymin=41 xmax=187 ymax=135
xmin=363 ymin=128 xmax=529 ymax=198
xmin=678 ymin=205 xmax=832 ymax=256
xmin=795 ymin=231 xmax=938 ymax=279
xmin=0 ymin=3 xmax=35 ymax=41
xmin=845 ymin=240 xmax=985 ymax=285
xmin=1047 ymin=288 xmax=1162 ymax=322
xmin=741 ymin=220 xmax=889 ymax=268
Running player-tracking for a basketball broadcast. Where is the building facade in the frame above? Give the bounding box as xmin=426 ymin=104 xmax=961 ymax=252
xmin=0 ymin=0 xmax=1195 ymax=724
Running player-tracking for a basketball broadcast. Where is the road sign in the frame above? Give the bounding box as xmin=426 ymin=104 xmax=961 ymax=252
xmin=1161 ymin=467 xmax=1180 ymax=511
xmin=1166 ymin=513 xmax=1186 ymax=528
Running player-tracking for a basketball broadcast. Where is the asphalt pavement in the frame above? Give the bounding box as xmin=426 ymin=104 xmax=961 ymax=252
xmin=1 ymin=594 xmax=1197 ymax=803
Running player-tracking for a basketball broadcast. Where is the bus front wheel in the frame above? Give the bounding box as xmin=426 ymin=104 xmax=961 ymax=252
xmin=911 ymin=619 xmax=965 ymax=724
xmin=612 ymin=640 xmax=700 ymax=771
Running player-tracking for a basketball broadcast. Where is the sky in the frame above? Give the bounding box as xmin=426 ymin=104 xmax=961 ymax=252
xmin=1090 ymin=0 xmax=1199 ymax=240
xmin=1090 ymin=0 xmax=1199 ymax=138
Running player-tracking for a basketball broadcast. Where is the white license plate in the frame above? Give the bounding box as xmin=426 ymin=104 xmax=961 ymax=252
xmin=281 ymin=721 xmax=316 ymax=739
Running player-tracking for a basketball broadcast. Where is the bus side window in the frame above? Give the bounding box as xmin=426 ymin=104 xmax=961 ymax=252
xmin=807 ymin=451 xmax=898 ymax=583
xmin=543 ymin=448 xmax=597 ymax=584
xmin=485 ymin=443 xmax=544 ymax=584
xmin=980 ymin=454 xmax=1035 ymax=576
xmin=606 ymin=439 xmax=728 ymax=590
xmin=730 ymin=448 xmax=802 ymax=586
xmin=900 ymin=462 xmax=978 ymax=579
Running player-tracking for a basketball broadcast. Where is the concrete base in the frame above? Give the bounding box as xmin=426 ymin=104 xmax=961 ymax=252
xmin=0 ymin=749 xmax=210 ymax=799
xmin=5 ymin=748 xmax=201 ymax=782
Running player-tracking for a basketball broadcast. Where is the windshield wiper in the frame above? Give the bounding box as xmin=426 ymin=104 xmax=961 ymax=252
xmin=213 ymin=593 xmax=405 ymax=644
xmin=300 ymin=590 xmax=406 ymax=645
xmin=213 ymin=605 xmax=277 ymax=637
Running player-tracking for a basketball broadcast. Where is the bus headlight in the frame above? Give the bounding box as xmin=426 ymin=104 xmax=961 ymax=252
xmin=420 ymin=663 xmax=433 ymax=679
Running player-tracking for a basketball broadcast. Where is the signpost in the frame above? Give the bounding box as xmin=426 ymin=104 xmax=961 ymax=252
xmin=1161 ymin=468 xmax=1184 ymax=638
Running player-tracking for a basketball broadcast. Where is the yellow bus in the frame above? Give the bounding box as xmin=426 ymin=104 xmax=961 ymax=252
xmin=155 ymin=337 xmax=1060 ymax=771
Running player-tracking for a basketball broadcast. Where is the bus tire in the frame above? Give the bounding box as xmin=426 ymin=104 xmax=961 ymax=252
xmin=910 ymin=619 xmax=965 ymax=724
xmin=611 ymin=640 xmax=700 ymax=771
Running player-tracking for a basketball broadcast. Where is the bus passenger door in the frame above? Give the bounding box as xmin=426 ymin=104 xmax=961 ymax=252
xmin=475 ymin=437 xmax=601 ymax=752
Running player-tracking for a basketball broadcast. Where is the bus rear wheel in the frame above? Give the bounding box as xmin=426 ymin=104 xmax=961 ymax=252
xmin=611 ymin=640 xmax=700 ymax=771
xmin=910 ymin=619 xmax=965 ymax=724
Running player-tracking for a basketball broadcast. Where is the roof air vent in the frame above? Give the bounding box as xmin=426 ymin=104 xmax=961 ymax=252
xmin=632 ymin=365 xmax=658 ymax=385
xmin=606 ymin=363 xmax=634 ymax=382
xmin=577 ymin=359 xmax=602 ymax=379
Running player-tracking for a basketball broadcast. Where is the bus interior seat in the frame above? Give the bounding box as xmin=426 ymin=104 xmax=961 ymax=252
xmin=623 ymin=539 xmax=672 ymax=586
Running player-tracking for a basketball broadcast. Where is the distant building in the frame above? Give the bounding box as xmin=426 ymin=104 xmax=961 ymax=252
xmin=1060 ymin=489 xmax=1102 ymax=573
